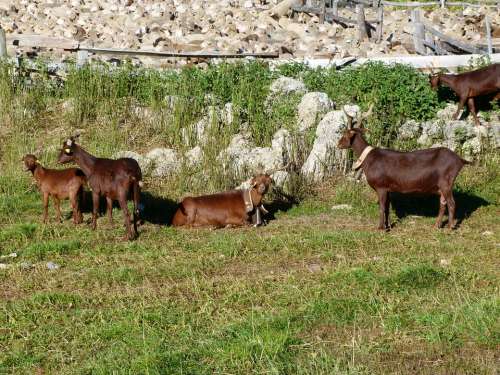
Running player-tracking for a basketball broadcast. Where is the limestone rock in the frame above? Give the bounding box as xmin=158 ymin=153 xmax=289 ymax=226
xmin=301 ymin=106 xmax=358 ymax=181
xmin=146 ymin=148 xmax=181 ymax=177
xmin=297 ymin=92 xmax=335 ymax=132
xmin=269 ymin=76 xmax=307 ymax=97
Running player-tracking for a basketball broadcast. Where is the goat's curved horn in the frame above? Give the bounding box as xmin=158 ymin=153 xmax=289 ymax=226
xmin=343 ymin=106 xmax=354 ymax=129
xmin=357 ymin=103 xmax=374 ymax=128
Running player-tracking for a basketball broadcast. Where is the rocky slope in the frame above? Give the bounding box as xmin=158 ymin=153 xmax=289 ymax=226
xmin=1 ymin=1 xmax=498 ymax=65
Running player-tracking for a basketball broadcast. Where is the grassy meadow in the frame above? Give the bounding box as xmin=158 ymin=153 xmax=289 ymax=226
xmin=0 ymin=59 xmax=499 ymax=374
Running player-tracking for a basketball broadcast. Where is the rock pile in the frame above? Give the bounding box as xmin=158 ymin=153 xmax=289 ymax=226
xmin=117 ymin=76 xmax=498 ymax=187
xmin=2 ymin=1 xmax=498 ymax=65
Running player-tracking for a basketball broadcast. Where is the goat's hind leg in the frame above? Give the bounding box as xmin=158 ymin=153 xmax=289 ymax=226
xmin=376 ymin=189 xmax=389 ymax=231
xmin=444 ymin=191 xmax=457 ymax=229
xmin=435 ymin=193 xmax=447 ymax=229
xmin=106 ymin=196 xmax=114 ymax=226
xmin=118 ymin=194 xmax=134 ymax=240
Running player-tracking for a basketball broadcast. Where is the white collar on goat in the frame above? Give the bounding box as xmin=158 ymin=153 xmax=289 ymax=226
xmin=243 ymin=189 xmax=254 ymax=213
xmin=353 ymin=146 xmax=375 ymax=170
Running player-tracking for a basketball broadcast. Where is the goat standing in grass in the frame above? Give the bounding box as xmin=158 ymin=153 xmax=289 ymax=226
xmin=337 ymin=105 xmax=470 ymax=230
xmin=23 ymin=154 xmax=86 ymax=224
xmin=430 ymin=63 xmax=500 ymax=126
xmin=58 ymin=136 xmax=142 ymax=240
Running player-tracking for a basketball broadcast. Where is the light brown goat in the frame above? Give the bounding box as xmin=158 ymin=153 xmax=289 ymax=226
xmin=23 ymin=154 xmax=87 ymax=224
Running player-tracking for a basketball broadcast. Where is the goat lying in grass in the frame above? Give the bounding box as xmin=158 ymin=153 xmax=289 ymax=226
xmin=337 ymin=105 xmax=470 ymax=230
xmin=57 ymin=136 xmax=143 ymax=240
xmin=430 ymin=63 xmax=500 ymax=126
xmin=172 ymin=174 xmax=273 ymax=228
xmin=23 ymin=154 xmax=86 ymax=224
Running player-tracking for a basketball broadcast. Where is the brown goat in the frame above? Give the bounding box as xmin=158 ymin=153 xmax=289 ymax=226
xmin=23 ymin=154 xmax=86 ymax=224
xmin=172 ymin=174 xmax=273 ymax=228
xmin=338 ymin=106 xmax=470 ymax=230
xmin=57 ymin=136 xmax=142 ymax=240
xmin=430 ymin=63 xmax=500 ymax=126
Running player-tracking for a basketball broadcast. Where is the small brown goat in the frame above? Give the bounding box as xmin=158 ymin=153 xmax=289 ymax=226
xmin=57 ymin=136 xmax=142 ymax=240
xmin=430 ymin=63 xmax=500 ymax=126
xmin=172 ymin=174 xmax=273 ymax=228
xmin=23 ymin=154 xmax=86 ymax=224
xmin=338 ymin=105 xmax=470 ymax=230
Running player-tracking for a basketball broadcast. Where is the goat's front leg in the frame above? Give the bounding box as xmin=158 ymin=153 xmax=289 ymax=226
xmin=453 ymin=96 xmax=467 ymax=120
xmin=70 ymin=192 xmax=81 ymax=224
xmin=376 ymin=189 xmax=389 ymax=230
xmin=467 ymin=98 xmax=481 ymax=126
xmin=53 ymin=197 xmax=62 ymax=223
xmin=118 ymin=195 xmax=134 ymax=240
xmin=91 ymin=192 xmax=100 ymax=230
xmin=106 ymin=196 xmax=114 ymax=226
xmin=42 ymin=192 xmax=49 ymax=223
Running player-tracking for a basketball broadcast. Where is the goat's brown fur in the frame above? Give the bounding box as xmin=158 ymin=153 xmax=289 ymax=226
xmin=172 ymin=174 xmax=273 ymax=228
xmin=430 ymin=63 xmax=500 ymax=126
xmin=338 ymin=107 xmax=470 ymax=230
xmin=57 ymin=137 xmax=142 ymax=240
xmin=23 ymin=154 xmax=86 ymax=224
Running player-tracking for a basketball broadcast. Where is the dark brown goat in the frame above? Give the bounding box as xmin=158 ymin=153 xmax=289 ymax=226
xmin=430 ymin=63 xmax=500 ymax=126
xmin=172 ymin=174 xmax=273 ymax=228
xmin=23 ymin=154 xmax=86 ymax=224
xmin=57 ymin=136 xmax=142 ymax=240
xmin=338 ymin=106 xmax=470 ymax=230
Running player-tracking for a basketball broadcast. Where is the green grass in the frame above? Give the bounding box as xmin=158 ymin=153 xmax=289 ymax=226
xmin=0 ymin=59 xmax=499 ymax=374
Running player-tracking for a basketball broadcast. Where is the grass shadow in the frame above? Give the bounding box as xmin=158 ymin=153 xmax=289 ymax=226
xmin=390 ymin=191 xmax=490 ymax=227
xmin=264 ymin=187 xmax=299 ymax=222
xmin=140 ymin=191 xmax=178 ymax=226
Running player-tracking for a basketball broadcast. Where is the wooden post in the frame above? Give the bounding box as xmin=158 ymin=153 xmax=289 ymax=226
xmin=356 ymin=4 xmax=368 ymax=41
xmin=411 ymin=9 xmax=426 ymax=55
xmin=76 ymin=50 xmax=89 ymax=67
xmin=0 ymin=28 xmax=7 ymax=59
xmin=319 ymin=0 xmax=326 ymax=23
xmin=485 ymin=16 xmax=493 ymax=55
xmin=376 ymin=5 xmax=384 ymax=43
xmin=440 ymin=0 xmax=445 ymax=8
xmin=332 ymin=0 xmax=338 ymax=18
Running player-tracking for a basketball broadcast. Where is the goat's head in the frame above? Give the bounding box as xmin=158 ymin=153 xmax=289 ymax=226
xmin=429 ymin=74 xmax=440 ymax=90
xmin=250 ymin=173 xmax=273 ymax=195
xmin=57 ymin=135 xmax=79 ymax=164
xmin=22 ymin=154 xmax=40 ymax=172
xmin=337 ymin=104 xmax=373 ymax=149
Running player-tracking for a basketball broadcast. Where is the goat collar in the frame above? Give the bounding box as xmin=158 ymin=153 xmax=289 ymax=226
xmin=243 ymin=188 xmax=269 ymax=215
xmin=243 ymin=189 xmax=255 ymax=213
xmin=353 ymin=146 xmax=375 ymax=170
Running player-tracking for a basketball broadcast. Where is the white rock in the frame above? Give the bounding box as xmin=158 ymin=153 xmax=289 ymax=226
xmin=331 ymin=204 xmax=352 ymax=210
xmin=146 ymin=148 xmax=181 ymax=177
xmin=297 ymin=92 xmax=334 ymax=132
xmin=46 ymin=261 xmax=59 ymax=270
xmin=269 ymin=76 xmax=307 ymax=97
xmin=184 ymin=146 xmax=203 ymax=167
xmin=271 ymin=170 xmax=289 ymax=187
xmin=301 ymin=107 xmax=357 ymax=181
xmin=399 ymin=119 xmax=421 ymax=140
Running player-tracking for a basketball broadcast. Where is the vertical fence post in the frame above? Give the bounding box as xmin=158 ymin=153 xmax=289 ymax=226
xmin=332 ymin=0 xmax=338 ymax=18
xmin=440 ymin=0 xmax=445 ymax=8
xmin=485 ymin=16 xmax=493 ymax=55
xmin=356 ymin=4 xmax=368 ymax=41
xmin=0 ymin=27 xmax=7 ymax=59
xmin=319 ymin=0 xmax=326 ymax=23
xmin=77 ymin=50 xmax=89 ymax=67
xmin=376 ymin=5 xmax=384 ymax=43
xmin=411 ymin=9 xmax=426 ymax=55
